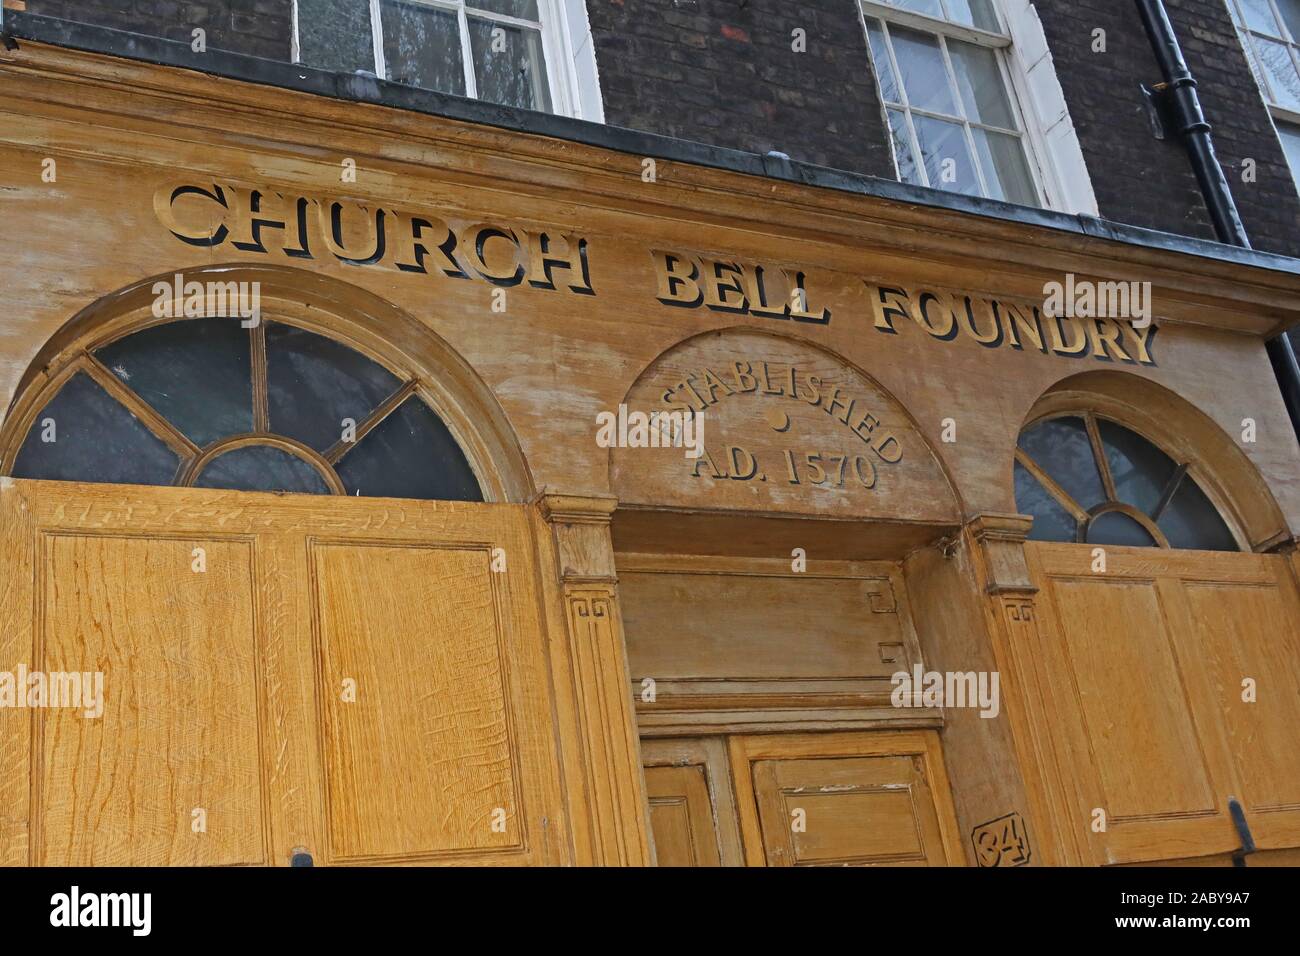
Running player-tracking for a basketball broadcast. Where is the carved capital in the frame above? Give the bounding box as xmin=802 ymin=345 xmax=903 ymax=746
xmin=537 ymin=493 xmax=618 ymax=526
xmin=537 ymin=493 xmax=619 ymax=583
xmin=967 ymin=512 xmax=1037 ymax=596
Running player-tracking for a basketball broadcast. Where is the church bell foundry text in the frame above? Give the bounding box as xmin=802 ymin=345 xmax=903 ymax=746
xmin=154 ymin=183 xmax=1156 ymax=366
xmin=154 ymin=182 xmax=596 ymax=293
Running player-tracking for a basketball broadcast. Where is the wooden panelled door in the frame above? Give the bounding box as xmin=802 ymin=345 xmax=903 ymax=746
xmin=731 ymin=732 xmax=963 ymax=867
xmin=1026 ymin=542 xmax=1300 ymax=865
xmin=642 ymin=732 xmax=964 ymax=866
xmin=0 ymin=478 xmax=568 ymax=866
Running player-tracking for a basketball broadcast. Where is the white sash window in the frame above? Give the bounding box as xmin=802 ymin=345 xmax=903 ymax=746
xmin=293 ymin=0 xmax=600 ymax=119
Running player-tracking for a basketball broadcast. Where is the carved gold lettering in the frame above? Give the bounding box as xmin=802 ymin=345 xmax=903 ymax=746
xmin=1085 ymin=318 xmax=1135 ymax=363
xmin=692 ymin=445 xmax=726 ymax=479
xmin=1000 ymin=301 xmax=1047 ymax=353
xmin=871 ymin=285 xmax=911 ymax=334
xmin=155 ymin=182 xmax=593 ymax=295
xmin=873 ymin=433 xmax=903 ymax=463
xmin=852 ymin=409 xmax=881 ymax=444
xmin=653 ymin=251 xmax=703 ymax=307
xmin=731 ymin=361 xmax=758 ymax=392
xmin=460 ymin=224 xmax=525 ymax=286
xmin=912 ymin=290 xmax=959 ymax=340
xmin=154 ymin=183 xmax=229 ymax=247
xmin=1122 ymin=322 xmax=1158 ymax=365
xmin=759 ymin=362 xmax=786 ymax=396
xmin=728 ymin=446 xmax=759 ymax=480
xmin=224 ymin=186 xmax=293 ymax=255
xmin=960 ymin=295 xmax=1004 ymax=347
xmin=700 ymin=367 xmax=735 ymax=403
xmin=317 ymin=200 xmax=386 ymax=266
xmin=673 ymin=378 xmax=710 ymax=411
xmin=701 ymin=259 xmax=749 ymax=312
xmin=823 ymin=386 xmax=855 ymax=426
xmin=746 ymin=266 xmax=789 ymax=317
xmin=1046 ymin=314 xmax=1090 ymax=357
xmin=392 ymin=211 xmax=468 ymax=278
xmin=784 ymin=269 xmax=830 ymax=324
xmin=521 ymin=230 xmax=594 ymax=294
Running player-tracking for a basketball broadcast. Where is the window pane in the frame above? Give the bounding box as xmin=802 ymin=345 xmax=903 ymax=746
xmin=298 ymin=0 xmax=376 ymax=74
xmin=890 ymin=27 xmax=959 ymax=115
xmin=946 ymin=0 xmax=1001 ymax=32
xmin=194 ymin=444 xmax=332 ymax=495
xmin=1097 ymin=419 xmax=1177 ymax=516
xmin=949 ymin=40 xmax=1015 ymax=128
xmin=1277 ymin=0 xmax=1300 ymax=39
xmin=336 ymin=397 xmax=483 ymax=501
xmin=1278 ymin=121 xmax=1300 ymax=188
xmin=912 ymin=114 xmax=981 ymax=195
xmin=866 ymin=19 xmax=902 ymax=104
xmin=972 ymin=128 xmax=1037 ymax=205
xmin=1254 ymin=35 xmax=1300 ymax=109
xmin=96 ymin=317 xmax=253 ymax=449
xmin=1017 ymin=416 xmax=1107 ymax=511
xmin=893 ymin=0 xmax=945 ymax=19
xmin=468 ymin=17 xmax=552 ymax=111
xmin=11 ymin=372 xmax=179 ymax=486
xmin=1158 ymin=477 xmax=1238 ymax=551
xmin=470 ymin=0 xmax=540 ymax=19
xmin=1015 ymin=460 xmax=1077 ymax=542
xmin=1086 ymin=510 xmax=1157 ymax=548
xmin=266 ymin=323 xmax=404 ymax=453
xmin=1240 ymin=0 xmax=1285 ymax=36
xmin=887 ymin=108 xmax=922 ymax=184
xmin=380 ymin=0 xmax=466 ymax=95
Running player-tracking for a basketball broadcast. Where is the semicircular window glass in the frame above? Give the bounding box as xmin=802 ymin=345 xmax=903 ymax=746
xmin=9 ymin=316 xmax=483 ymax=502
xmin=1014 ymin=412 xmax=1237 ymax=551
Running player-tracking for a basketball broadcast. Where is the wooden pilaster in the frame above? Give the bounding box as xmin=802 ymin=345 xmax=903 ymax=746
xmin=538 ymin=493 xmax=653 ymax=866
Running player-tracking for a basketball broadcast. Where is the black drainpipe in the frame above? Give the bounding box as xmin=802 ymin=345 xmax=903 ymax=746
xmin=1135 ymin=0 xmax=1300 ymax=439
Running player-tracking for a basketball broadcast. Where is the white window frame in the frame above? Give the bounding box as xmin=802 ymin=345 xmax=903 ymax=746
xmin=291 ymin=0 xmax=599 ymax=120
xmin=857 ymin=0 xmax=1096 ymax=214
xmin=1225 ymin=0 xmax=1300 ymax=192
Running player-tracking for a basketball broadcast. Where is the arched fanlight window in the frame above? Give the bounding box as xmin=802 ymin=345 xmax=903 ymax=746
xmin=1014 ymin=412 xmax=1237 ymax=551
xmin=7 ymin=315 xmax=483 ymax=501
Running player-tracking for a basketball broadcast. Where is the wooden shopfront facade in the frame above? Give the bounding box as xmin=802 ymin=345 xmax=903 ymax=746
xmin=2 ymin=35 xmax=1300 ymax=869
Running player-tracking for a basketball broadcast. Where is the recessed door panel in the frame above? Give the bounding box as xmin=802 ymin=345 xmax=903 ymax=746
xmin=38 ymin=533 xmax=265 ymax=866
xmin=1180 ymin=577 xmax=1300 ymax=848
xmin=642 ymin=737 xmax=745 ymax=867
xmin=730 ymin=731 xmax=961 ymax=867
xmin=644 ymin=764 xmax=720 ymax=867
xmin=1048 ymin=577 xmax=1216 ymax=820
xmin=754 ymin=756 xmax=931 ymax=865
xmin=311 ymin=541 xmax=519 ymax=862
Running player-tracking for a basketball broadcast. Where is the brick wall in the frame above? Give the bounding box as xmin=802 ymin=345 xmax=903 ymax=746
xmin=585 ymin=0 xmax=895 ymax=178
xmin=1032 ymin=0 xmax=1300 ymax=259
xmin=26 ymin=0 xmax=293 ymax=61
xmin=20 ymin=0 xmax=1300 ymax=263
